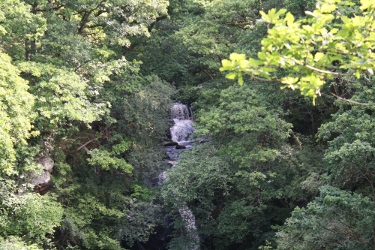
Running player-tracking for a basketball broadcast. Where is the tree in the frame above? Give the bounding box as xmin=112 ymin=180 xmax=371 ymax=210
xmin=216 ymin=1 xmax=375 ymax=249
xmin=220 ymin=0 xmax=375 ymax=104
xmin=276 ymin=186 xmax=375 ymax=249
xmin=0 ymin=180 xmax=63 ymax=247
xmin=162 ymin=82 xmax=322 ymax=249
xmin=0 ymin=0 xmax=46 ymax=61
xmin=0 ymin=51 xmax=36 ymax=175
xmin=0 ymin=0 xmax=172 ymax=249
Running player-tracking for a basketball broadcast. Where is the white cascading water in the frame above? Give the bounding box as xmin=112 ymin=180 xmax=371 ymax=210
xmin=162 ymin=103 xmax=200 ymax=250
xmin=170 ymin=103 xmax=195 ymax=143
xmin=178 ymin=205 xmax=200 ymax=250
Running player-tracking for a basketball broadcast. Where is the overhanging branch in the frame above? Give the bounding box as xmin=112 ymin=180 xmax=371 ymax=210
xmin=330 ymin=92 xmax=374 ymax=106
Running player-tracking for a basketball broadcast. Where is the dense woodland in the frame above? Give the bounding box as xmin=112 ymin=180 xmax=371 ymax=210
xmin=1 ymin=0 xmax=375 ymax=249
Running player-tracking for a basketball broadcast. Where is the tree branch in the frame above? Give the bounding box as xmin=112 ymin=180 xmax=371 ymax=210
xmin=225 ymin=21 xmax=254 ymax=28
xmin=330 ymin=92 xmax=374 ymax=106
xmin=289 ymin=57 xmax=351 ymax=76
xmin=78 ymin=0 xmax=107 ymax=34
xmin=76 ymin=139 xmax=96 ymax=151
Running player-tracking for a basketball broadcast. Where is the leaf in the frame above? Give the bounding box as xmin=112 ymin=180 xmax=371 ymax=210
xmin=260 ymin=10 xmax=270 ymax=22
xmin=260 ymin=9 xmax=287 ymax=23
xmin=230 ymin=53 xmax=246 ymax=62
xmin=248 ymin=58 xmax=262 ymax=67
xmin=305 ymin=11 xmax=316 ymax=17
xmin=356 ymin=70 xmax=361 ymax=79
xmin=226 ymin=72 xmax=238 ymax=80
xmin=239 ymin=59 xmax=250 ymax=69
xmin=276 ymin=9 xmax=287 ymax=17
xmin=285 ymin=12 xmax=295 ymax=26
xmin=314 ymin=52 xmax=325 ymax=62
xmin=360 ymin=0 xmax=375 ymax=11
xmin=281 ymin=77 xmax=299 ymax=90
xmin=220 ymin=59 xmax=234 ymax=71
xmin=320 ymin=3 xmax=337 ymax=13
xmin=238 ymin=74 xmax=244 ymax=85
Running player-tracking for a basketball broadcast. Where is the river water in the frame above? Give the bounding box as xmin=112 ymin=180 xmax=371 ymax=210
xmin=122 ymin=103 xmax=200 ymax=250
xmin=160 ymin=103 xmax=200 ymax=250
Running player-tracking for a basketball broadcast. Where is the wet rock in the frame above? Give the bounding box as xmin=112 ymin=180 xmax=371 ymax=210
xmin=175 ymin=144 xmax=186 ymax=149
xmin=29 ymin=157 xmax=54 ymax=191
xmin=163 ymin=141 xmax=178 ymax=146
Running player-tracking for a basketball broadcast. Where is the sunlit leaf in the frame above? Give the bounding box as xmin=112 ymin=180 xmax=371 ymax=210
xmin=226 ymin=72 xmax=238 ymax=80
xmin=230 ymin=53 xmax=246 ymax=62
xmin=314 ymin=52 xmax=325 ymax=62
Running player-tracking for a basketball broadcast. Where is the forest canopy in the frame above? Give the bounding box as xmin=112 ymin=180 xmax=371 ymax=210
xmin=0 ymin=0 xmax=374 ymax=249
xmin=220 ymin=0 xmax=375 ymax=104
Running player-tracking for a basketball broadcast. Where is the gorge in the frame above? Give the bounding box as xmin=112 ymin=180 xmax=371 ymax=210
xmin=161 ymin=103 xmax=200 ymax=250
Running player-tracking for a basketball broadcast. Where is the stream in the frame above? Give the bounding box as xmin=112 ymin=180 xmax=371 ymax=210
xmin=127 ymin=103 xmax=200 ymax=250
xmin=160 ymin=103 xmax=200 ymax=250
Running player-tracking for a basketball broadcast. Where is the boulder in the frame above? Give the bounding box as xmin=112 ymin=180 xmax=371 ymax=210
xmin=29 ymin=157 xmax=54 ymax=187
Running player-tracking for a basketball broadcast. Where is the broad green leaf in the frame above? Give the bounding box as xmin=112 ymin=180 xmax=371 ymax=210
xmin=220 ymin=59 xmax=234 ymax=71
xmin=230 ymin=53 xmax=246 ymax=61
xmin=281 ymin=77 xmax=299 ymax=90
xmin=226 ymin=72 xmax=238 ymax=80
xmin=356 ymin=70 xmax=361 ymax=79
xmin=248 ymin=58 xmax=262 ymax=67
xmin=276 ymin=9 xmax=288 ymax=17
xmin=239 ymin=60 xmax=250 ymax=69
xmin=260 ymin=10 xmax=270 ymax=22
xmin=285 ymin=12 xmax=295 ymax=26
xmin=238 ymin=74 xmax=244 ymax=85
xmin=360 ymin=0 xmax=375 ymax=11
xmin=320 ymin=3 xmax=337 ymax=13
xmin=314 ymin=52 xmax=325 ymax=62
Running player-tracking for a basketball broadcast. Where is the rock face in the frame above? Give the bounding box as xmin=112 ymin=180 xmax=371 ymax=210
xmin=175 ymin=144 xmax=186 ymax=149
xmin=163 ymin=141 xmax=178 ymax=146
xmin=29 ymin=157 xmax=54 ymax=194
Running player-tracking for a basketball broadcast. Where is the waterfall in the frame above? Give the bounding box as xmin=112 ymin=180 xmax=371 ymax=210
xmin=162 ymin=103 xmax=200 ymax=250
xmin=178 ymin=205 xmax=200 ymax=250
xmin=170 ymin=103 xmax=191 ymax=120
xmin=170 ymin=103 xmax=195 ymax=143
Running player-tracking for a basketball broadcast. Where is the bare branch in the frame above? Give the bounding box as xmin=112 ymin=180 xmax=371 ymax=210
xmin=330 ymin=92 xmax=374 ymax=106
xmin=289 ymin=57 xmax=351 ymax=76
xmin=76 ymin=139 xmax=96 ymax=151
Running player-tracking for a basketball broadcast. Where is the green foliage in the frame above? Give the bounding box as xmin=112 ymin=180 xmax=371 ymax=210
xmin=33 ymin=0 xmax=169 ymax=47
xmin=316 ymin=82 xmax=375 ymax=197
xmin=0 ymin=236 xmax=42 ymax=250
xmin=0 ymin=180 xmax=63 ymax=247
xmin=162 ymin=144 xmax=235 ymax=248
xmin=162 ymin=81 xmax=323 ymax=249
xmin=50 ymin=71 xmax=175 ymax=248
xmin=121 ymin=197 xmax=162 ymax=246
xmin=88 ymin=148 xmax=133 ymax=172
xmin=0 ymin=0 xmax=172 ymax=249
xmin=276 ymin=186 xmax=375 ymax=249
xmin=220 ymin=0 xmax=375 ymax=104
xmin=197 ymin=85 xmax=292 ymax=158
xmin=60 ymin=193 xmax=125 ymax=250
xmin=284 ymin=0 xmax=316 ymax=16
xmin=174 ymin=0 xmax=267 ymax=72
xmin=0 ymin=52 xmax=36 ymax=175
xmin=130 ymin=184 xmax=156 ymax=200
xmin=19 ymin=62 xmax=106 ymax=129
xmin=162 ymin=141 xmax=320 ymax=249
xmin=0 ymin=0 xmax=46 ymax=60
xmin=7 ymin=0 xmax=375 ymax=249
xmin=129 ymin=19 xmax=198 ymax=85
